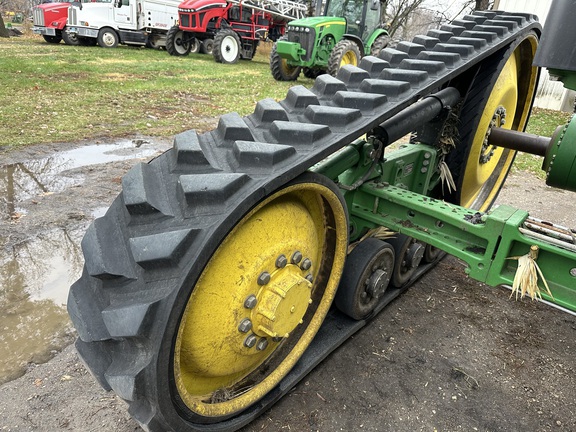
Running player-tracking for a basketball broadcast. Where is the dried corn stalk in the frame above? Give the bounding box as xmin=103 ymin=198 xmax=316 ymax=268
xmin=348 ymin=226 xmax=395 ymax=253
xmin=508 ymin=245 xmax=553 ymax=301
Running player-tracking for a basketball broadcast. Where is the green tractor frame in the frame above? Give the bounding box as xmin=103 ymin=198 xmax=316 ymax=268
xmin=270 ymin=0 xmax=389 ymax=80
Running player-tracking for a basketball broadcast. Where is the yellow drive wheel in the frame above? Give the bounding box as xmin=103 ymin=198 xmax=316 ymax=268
xmin=446 ymin=31 xmax=539 ymax=211
xmin=173 ymin=173 xmax=348 ymax=420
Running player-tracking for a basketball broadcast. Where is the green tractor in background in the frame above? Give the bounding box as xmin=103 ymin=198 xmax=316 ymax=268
xmin=270 ymin=0 xmax=388 ymax=80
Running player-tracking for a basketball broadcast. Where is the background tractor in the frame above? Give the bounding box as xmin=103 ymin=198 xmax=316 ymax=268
xmin=166 ymin=0 xmax=307 ymax=63
xmin=270 ymin=0 xmax=388 ymax=80
xmin=69 ymin=2 xmax=576 ymax=432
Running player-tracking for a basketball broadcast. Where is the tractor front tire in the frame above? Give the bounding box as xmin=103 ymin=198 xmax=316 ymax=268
xmin=327 ymin=39 xmax=361 ymax=77
xmin=166 ymin=26 xmax=198 ymax=56
xmin=43 ymin=34 xmax=62 ymax=44
xmin=270 ymin=40 xmax=301 ymax=81
xmin=213 ymin=29 xmax=241 ymax=64
xmin=200 ymin=38 xmax=214 ymax=55
xmin=370 ymin=34 xmax=389 ymax=57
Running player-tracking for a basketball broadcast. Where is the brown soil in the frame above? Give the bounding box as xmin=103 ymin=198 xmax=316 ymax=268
xmin=0 ymin=138 xmax=575 ymax=432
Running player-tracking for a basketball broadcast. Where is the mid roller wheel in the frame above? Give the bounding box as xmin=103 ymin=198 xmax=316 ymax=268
xmin=335 ymin=238 xmax=394 ymax=320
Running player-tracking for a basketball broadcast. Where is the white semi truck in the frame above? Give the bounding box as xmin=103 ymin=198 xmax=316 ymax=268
xmin=66 ymin=0 xmax=181 ymax=48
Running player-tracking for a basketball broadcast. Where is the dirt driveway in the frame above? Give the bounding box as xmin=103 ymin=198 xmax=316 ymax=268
xmin=0 ymin=138 xmax=575 ymax=432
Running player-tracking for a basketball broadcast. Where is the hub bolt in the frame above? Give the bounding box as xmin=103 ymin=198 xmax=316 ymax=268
xmin=256 ymin=338 xmax=269 ymax=351
xmin=244 ymin=294 xmax=257 ymax=309
xmin=244 ymin=334 xmax=257 ymax=348
xmin=570 ymin=268 xmax=576 ymax=277
xmin=305 ymin=274 xmax=314 ymax=283
xmin=257 ymin=272 xmax=271 ymax=286
xmin=276 ymin=254 xmax=288 ymax=268
xmin=291 ymin=251 xmax=303 ymax=264
xmin=238 ymin=318 xmax=252 ymax=333
xmin=300 ymin=258 xmax=312 ymax=271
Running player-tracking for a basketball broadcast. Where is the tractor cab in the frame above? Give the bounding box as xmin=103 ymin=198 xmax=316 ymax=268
xmin=324 ymin=0 xmax=382 ymax=42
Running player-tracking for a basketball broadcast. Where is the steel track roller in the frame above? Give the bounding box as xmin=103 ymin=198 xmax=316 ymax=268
xmin=335 ymin=238 xmax=395 ymax=320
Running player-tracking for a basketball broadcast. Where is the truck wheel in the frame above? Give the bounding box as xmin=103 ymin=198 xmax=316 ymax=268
xmin=213 ymin=29 xmax=241 ymax=64
xmin=43 ymin=34 xmax=62 ymax=44
xmin=200 ymin=38 xmax=214 ymax=55
xmin=444 ymin=31 xmax=539 ymax=211
xmin=166 ymin=26 xmax=193 ymax=56
xmin=370 ymin=34 xmax=389 ymax=57
xmin=270 ymin=40 xmax=300 ymax=81
xmin=97 ymin=28 xmax=119 ymax=48
xmin=327 ymin=39 xmax=361 ymax=77
xmin=62 ymin=28 xmax=80 ymax=46
xmin=146 ymin=35 xmax=163 ymax=50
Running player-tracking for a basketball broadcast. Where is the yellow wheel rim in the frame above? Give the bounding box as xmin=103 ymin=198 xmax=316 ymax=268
xmin=174 ymin=179 xmax=348 ymax=418
xmin=460 ymin=34 xmax=539 ymax=210
xmin=340 ymin=49 xmax=358 ymax=67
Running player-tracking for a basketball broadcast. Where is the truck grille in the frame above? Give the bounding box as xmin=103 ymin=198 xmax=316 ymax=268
xmin=33 ymin=7 xmax=44 ymax=26
xmin=68 ymin=6 xmax=77 ymax=26
xmin=287 ymin=28 xmax=315 ymax=62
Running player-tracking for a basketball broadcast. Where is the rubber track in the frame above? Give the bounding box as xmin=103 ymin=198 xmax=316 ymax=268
xmin=68 ymin=11 xmax=541 ymax=432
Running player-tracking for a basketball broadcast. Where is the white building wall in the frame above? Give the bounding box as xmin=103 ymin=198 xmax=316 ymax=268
xmin=495 ymin=0 xmax=574 ymax=111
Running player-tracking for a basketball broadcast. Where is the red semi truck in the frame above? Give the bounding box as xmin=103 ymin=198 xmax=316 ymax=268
xmin=32 ymin=0 xmax=94 ymax=45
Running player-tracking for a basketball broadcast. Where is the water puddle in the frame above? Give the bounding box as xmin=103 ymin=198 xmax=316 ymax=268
xmin=0 ymin=228 xmax=84 ymax=384
xmin=0 ymin=140 xmax=159 ymax=218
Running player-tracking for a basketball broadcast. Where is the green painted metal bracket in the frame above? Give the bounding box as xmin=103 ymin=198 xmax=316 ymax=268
xmin=350 ymin=182 xmax=576 ymax=312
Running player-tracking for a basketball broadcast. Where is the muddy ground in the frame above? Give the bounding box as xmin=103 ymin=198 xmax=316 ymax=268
xmin=0 ymin=137 xmax=575 ymax=432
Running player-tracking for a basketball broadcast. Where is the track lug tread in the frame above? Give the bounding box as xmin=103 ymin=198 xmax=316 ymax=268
xmin=359 ymin=79 xmax=411 ymax=97
xmin=312 ymin=74 xmax=348 ymax=98
xmin=304 ymin=105 xmax=362 ymax=125
xmin=427 ymin=29 xmax=453 ymax=42
xmin=359 ymin=56 xmax=391 ymax=78
xmin=451 ymin=19 xmax=477 ymax=30
xmin=102 ymin=300 xmax=161 ymax=338
xmin=283 ymin=85 xmax=320 ymax=110
xmin=461 ymin=14 xmax=488 ymax=24
xmin=378 ymin=48 xmax=409 ymax=66
xmin=334 ymin=91 xmax=388 ymax=110
xmin=484 ymin=19 xmax=519 ymax=31
xmin=105 ymin=351 xmax=151 ymax=401
xmin=82 ymin=218 xmax=137 ymax=280
xmin=129 ymin=228 xmax=197 ymax=269
xmin=68 ymin=278 xmax=111 ymax=342
xmin=412 ymin=35 xmax=440 ymax=49
xmin=433 ymin=43 xmax=475 ymax=57
xmin=398 ymin=58 xmax=446 ymax=75
xmin=396 ymin=41 xmax=426 ymax=57
xmin=473 ymin=24 xmax=508 ymax=37
xmin=178 ymin=173 xmax=250 ymax=216
xmin=447 ymin=36 xmax=488 ymax=49
xmin=496 ymin=15 xmax=527 ymax=25
xmin=472 ymin=10 xmax=498 ymax=18
xmin=216 ymin=113 xmax=255 ymax=145
xmin=416 ymin=51 xmax=460 ymax=67
xmin=461 ymin=30 xmax=498 ymax=43
xmin=172 ymin=130 xmax=209 ymax=167
xmin=122 ymin=163 xmax=173 ymax=217
xmin=232 ymin=141 xmax=296 ymax=169
xmin=379 ymin=68 xmax=429 ymax=85
xmin=336 ymin=65 xmax=371 ymax=88
xmin=270 ymin=120 xmax=331 ymax=144
xmin=440 ymin=24 xmax=466 ymax=36
xmin=251 ymin=98 xmax=289 ymax=123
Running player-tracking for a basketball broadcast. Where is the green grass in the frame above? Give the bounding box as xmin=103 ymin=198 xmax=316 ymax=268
xmin=0 ymin=35 xmax=309 ymax=147
xmin=513 ymin=107 xmax=573 ymax=177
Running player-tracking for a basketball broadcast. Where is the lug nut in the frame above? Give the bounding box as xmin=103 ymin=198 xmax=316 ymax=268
xmin=238 ymin=318 xmax=252 ymax=333
xmin=276 ymin=254 xmax=288 ymax=268
xmin=244 ymin=294 xmax=257 ymax=309
xmin=244 ymin=334 xmax=257 ymax=348
xmin=257 ymin=271 xmax=271 ymax=286
xmin=305 ymin=274 xmax=313 ymax=283
xmin=291 ymin=251 xmax=303 ymax=264
xmin=300 ymin=258 xmax=312 ymax=270
xmin=256 ymin=338 xmax=269 ymax=351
